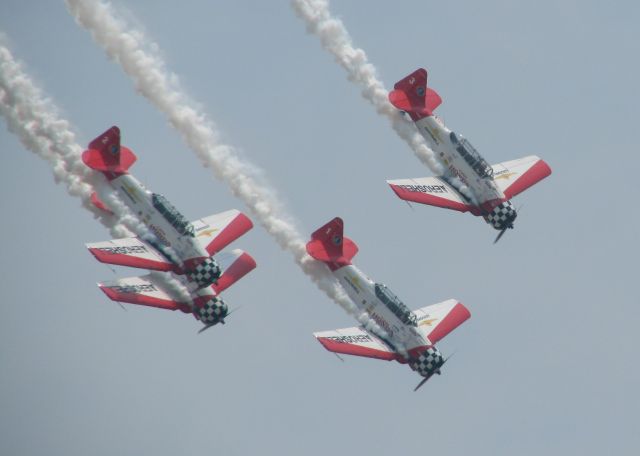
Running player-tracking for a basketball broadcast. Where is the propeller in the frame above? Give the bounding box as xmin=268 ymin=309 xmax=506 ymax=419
xmin=413 ymin=351 xmax=456 ymax=392
xmin=493 ymin=226 xmax=509 ymax=244
xmin=196 ymin=307 xmax=241 ymax=334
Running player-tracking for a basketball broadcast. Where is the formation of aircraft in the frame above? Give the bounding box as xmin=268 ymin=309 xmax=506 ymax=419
xmin=307 ymin=217 xmax=470 ymax=391
xmin=387 ymin=68 xmax=552 ymax=242
xmin=83 ymin=126 xmax=256 ymax=331
xmin=74 ymin=66 xmax=550 ymax=384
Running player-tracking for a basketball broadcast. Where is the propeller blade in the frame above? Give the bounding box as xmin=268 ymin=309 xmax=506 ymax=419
xmin=414 ymin=376 xmax=430 ymax=392
xmin=493 ymin=227 xmax=508 ymax=244
xmin=197 ymin=323 xmax=216 ymax=334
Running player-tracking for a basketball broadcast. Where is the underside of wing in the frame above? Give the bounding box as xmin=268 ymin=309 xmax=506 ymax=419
xmin=413 ymin=299 xmax=471 ymax=345
xmin=98 ymin=273 xmax=191 ymax=312
xmin=314 ymin=326 xmax=399 ymax=361
xmin=492 ymin=155 xmax=552 ymax=199
xmin=192 ymin=209 xmax=253 ymax=256
xmin=211 ymin=249 xmax=257 ymax=294
xmin=86 ymin=237 xmax=173 ymax=271
xmin=387 ymin=176 xmax=475 ymax=212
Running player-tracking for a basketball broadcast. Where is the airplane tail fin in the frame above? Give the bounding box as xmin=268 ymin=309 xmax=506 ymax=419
xmin=388 ymin=68 xmax=442 ymax=121
xmin=306 ymin=217 xmax=358 ymax=270
xmin=82 ymin=126 xmax=137 ymax=177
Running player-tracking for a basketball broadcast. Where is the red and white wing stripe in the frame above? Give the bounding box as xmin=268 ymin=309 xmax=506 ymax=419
xmin=387 ymin=176 xmax=474 ymax=212
xmin=98 ymin=274 xmax=191 ymax=312
xmin=86 ymin=237 xmax=174 ymax=271
xmin=492 ymin=155 xmax=552 ymax=199
xmin=413 ymin=299 xmax=471 ymax=345
xmin=211 ymin=249 xmax=257 ymax=294
xmin=314 ymin=326 xmax=399 ymax=361
xmin=192 ymin=209 xmax=253 ymax=255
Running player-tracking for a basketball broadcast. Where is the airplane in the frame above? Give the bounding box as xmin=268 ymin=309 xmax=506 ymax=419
xmin=386 ymin=68 xmax=552 ymax=242
xmin=83 ymin=126 xmax=256 ymax=330
xmin=98 ymin=249 xmax=256 ymax=331
xmin=307 ymin=217 xmax=470 ymax=390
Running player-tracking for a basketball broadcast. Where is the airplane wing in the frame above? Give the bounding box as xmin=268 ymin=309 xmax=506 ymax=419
xmin=412 ymin=299 xmax=471 ymax=345
xmin=98 ymin=273 xmax=191 ymax=312
xmin=192 ymin=209 xmax=253 ymax=256
xmin=314 ymin=326 xmax=400 ymax=361
xmin=211 ymin=249 xmax=257 ymax=294
xmin=491 ymin=155 xmax=552 ymax=199
xmin=387 ymin=177 xmax=475 ymax=212
xmin=86 ymin=237 xmax=174 ymax=271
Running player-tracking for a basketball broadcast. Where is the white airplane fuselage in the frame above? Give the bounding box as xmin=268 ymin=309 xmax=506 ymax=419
xmin=100 ymin=173 xmax=208 ymax=269
xmin=332 ymin=264 xmax=427 ymax=353
xmin=414 ymin=115 xmax=505 ymax=210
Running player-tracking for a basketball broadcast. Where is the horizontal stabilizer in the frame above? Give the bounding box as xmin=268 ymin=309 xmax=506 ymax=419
xmin=90 ymin=192 xmax=113 ymax=214
xmin=86 ymin=237 xmax=175 ymax=272
xmin=387 ymin=176 xmax=475 ymax=212
xmin=388 ymin=68 xmax=442 ymax=121
xmin=82 ymin=126 xmax=137 ymax=175
xmin=314 ymin=326 xmax=399 ymax=361
xmin=491 ymin=156 xmax=552 ymax=199
xmin=192 ymin=209 xmax=254 ymax=256
xmin=98 ymin=273 xmax=191 ymax=312
xmin=412 ymin=299 xmax=471 ymax=345
xmin=306 ymin=217 xmax=358 ymax=269
xmin=211 ymin=249 xmax=257 ymax=294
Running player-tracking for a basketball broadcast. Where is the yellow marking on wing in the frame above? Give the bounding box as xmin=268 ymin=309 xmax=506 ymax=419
xmin=197 ymin=228 xmax=219 ymax=238
xmin=419 ymin=318 xmax=438 ymax=327
xmin=494 ymin=171 xmax=518 ymax=181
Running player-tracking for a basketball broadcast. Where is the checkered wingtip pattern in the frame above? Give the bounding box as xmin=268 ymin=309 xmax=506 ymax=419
xmin=187 ymin=257 xmax=222 ymax=288
xmin=410 ymin=347 xmax=445 ymax=378
xmin=485 ymin=200 xmax=517 ymax=229
xmin=195 ymin=296 xmax=228 ymax=325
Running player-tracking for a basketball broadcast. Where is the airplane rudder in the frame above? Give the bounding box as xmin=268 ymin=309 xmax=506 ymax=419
xmin=82 ymin=125 xmax=137 ymax=174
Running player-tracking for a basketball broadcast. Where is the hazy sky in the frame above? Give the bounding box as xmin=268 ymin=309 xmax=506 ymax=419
xmin=1 ymin=1 xmax=639 ymax=455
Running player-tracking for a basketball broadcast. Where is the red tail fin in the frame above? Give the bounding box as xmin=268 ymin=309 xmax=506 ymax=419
xmin=306 ymin=217 xmax=358 ymax=270
xmin=82 ymin=126 xmax=137 ymax=178
xmin=388 ymin=68 xmax=442 ymax=121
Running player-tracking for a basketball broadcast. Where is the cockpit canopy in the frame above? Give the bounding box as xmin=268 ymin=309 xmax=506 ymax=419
xmin=374 ymin=283 xmax=418 ymax=327
xmin=151 ymin=193 xmax=195 ymax=237
xmin=449 ymin=132 xmax=494 ymax=179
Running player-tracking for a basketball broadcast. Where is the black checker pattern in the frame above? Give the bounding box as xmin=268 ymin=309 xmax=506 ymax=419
xmin=195 ymin=296 xmax=228 ymax=325
xmin=188 ymin=257 xmax=222 ymax=288
xmin=410 ymin=347 xmax=445 ymax=378
xmin=485 ymin=201 xmax=517 ymax=229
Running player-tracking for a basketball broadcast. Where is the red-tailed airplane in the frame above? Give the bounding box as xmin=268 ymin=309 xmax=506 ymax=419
xmin=307 ymin=217 xmax=470 ymax=390
xmin=83 ymin=126 xmax=256 ymax=330
xmin=387 ymin=68 xmax=552 ymax=242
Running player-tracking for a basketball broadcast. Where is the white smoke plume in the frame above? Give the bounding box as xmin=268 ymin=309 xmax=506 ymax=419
xmin=291 ymin=0 xmax=476 ymax=203
xmin=0 ymin=42 xmax=131 ymax=238
xmin=0 ymin=41 xmax=192 ymax=304
xmin=64 ymin=0 xmax=391 ymax=337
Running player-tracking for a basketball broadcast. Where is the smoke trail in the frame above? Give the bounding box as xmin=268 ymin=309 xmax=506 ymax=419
xmin=291 ymin=0 xmax=475 ymax=203
xmin=64 ymin=0 xmax=390 ymax=337
xmin=0 ymin=42 xmax=192 ymax=302
xmin=0 ymin=42 xmax=131 ymax=238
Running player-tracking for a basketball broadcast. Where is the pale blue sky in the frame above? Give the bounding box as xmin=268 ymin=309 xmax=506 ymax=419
xmin=1 ymin=1 xmax=639 ymax=455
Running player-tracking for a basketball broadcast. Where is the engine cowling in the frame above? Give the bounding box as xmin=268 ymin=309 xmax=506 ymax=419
xmin=193 ymin=295 xmax=228 ymax=326
xmin=484 ymin=200 xmax=517 ymax=230
xmin=409 ymin=347 xmax=445 ymax=378
xmin=186 ymin=257 xmax=222 ymax=289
